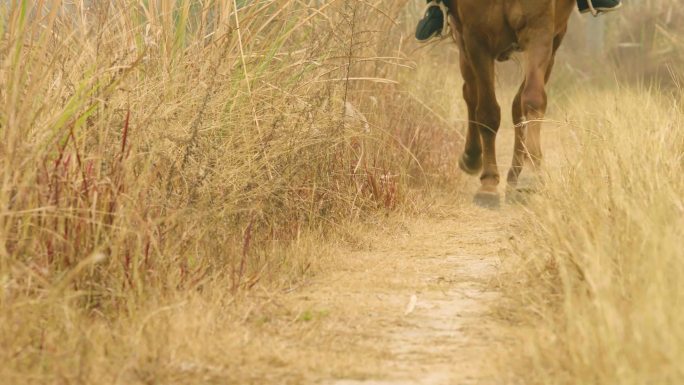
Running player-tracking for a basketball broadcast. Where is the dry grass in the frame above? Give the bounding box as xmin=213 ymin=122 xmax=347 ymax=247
xmin=494 ymin=3 xmax=684 ymax=383
xmin=0 ymin=1 xmax=463 ymax=383
xmin=4 ymin=0 xmax=684 ymax=384
xmin=500 ymin=83 xmax=684 ymax=384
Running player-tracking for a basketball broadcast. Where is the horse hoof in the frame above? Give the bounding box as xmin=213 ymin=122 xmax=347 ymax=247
xmin=473 ymin=191 xmax=500 ymax=209
xmin=506 ymin=174 xmax=541 ymax=204
xmin=458 ymin=153 xmax=482 ymax=175
xmin=506 ymin=188 xmax=532 ymax=205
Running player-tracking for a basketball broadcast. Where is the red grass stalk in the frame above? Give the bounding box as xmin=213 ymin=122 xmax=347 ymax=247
xmin=120 ymin=108 xmax=131 ymax=160
xmin=233 ymin=218 xmax=254 ymax=292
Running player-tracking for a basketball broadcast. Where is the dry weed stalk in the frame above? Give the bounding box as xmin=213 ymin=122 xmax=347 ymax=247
xmin=0 ymin=1 xmax=462 ymax=382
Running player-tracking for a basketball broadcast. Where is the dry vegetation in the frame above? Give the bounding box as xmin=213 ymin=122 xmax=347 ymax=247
xmin=0 ymin=1 xmax=461 ymax=383
xmin=503 ymin=84 xmax=684 ymax=384
xmin=500 ymin=3 xmax=684 ymax=383
xmin=2 ymin=0 xmax=684 ymax=384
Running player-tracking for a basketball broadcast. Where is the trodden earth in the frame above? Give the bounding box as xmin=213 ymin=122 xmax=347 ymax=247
xmin=248 ymin=123 xmax=567 ymax=384
xmin=317 ymin=205 xmax=510 ymax=385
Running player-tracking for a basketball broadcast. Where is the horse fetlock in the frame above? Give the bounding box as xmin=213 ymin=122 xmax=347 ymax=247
xmin=505 ymin=169 xmax=542 ymax=206
xmin=506 ymin=167 xmax=521 ymax=187
xmin=517 ymin=173 xmax=542 ymax=191
xmin=479 ymin=173 xmax=500 ymax=186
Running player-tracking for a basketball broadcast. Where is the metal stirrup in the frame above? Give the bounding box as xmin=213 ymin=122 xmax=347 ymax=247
xmin=586 ymin=0 xmax=599 ymax=17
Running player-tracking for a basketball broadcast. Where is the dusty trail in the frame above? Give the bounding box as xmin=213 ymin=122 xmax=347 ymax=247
xmin=252 ymin=121 xmax=569 ymax=384
xmin=309 ymin=205 xmax=514 ymax=385
xmin=279 ymin=124 xmax=564 ymax=384
xmin=271 ymin=199 xmax=519 ymax=384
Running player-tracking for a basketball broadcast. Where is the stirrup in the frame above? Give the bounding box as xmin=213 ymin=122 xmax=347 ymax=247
xmin=585 ymin=0 xmax=623 ymax=17
xmin=586 ymin=0 xmax=599 ymax=16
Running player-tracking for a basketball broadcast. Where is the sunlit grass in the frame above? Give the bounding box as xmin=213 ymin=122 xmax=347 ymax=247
xmin=3 ymin=0 xmax=683 ymax=383
xmin=0 ymin=1 xmax=465 ymax=382
xmin=502 ymin=84 xmax=684 ymax=384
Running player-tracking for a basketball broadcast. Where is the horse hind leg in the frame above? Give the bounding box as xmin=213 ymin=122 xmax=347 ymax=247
xmin=507 ymin=82 xmax=526 ymax=190
xmin=521 ymin=42 xmax=551 ymax=163
xmin=517 ymin=75 xmax=547 ymax=195
xmin=507 ymin=30 xmax=566 ymax=203
xmin=507 ymin=52 xmax=549 ymax=202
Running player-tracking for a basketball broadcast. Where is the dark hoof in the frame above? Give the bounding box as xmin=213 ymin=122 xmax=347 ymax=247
xmin=458 ymin=153 xmax=482 ymax=175
xmin=506 ymin=174 xmax=541 ymax=204
xmin=505 ymin=188 xmax=532 ymax=205
xmin=473 ymin=191 xmax=500 ymax=209
xmin=516 ymin=185 xmax=538 ymax=194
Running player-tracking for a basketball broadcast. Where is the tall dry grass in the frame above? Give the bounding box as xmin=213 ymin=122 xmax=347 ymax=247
xmin=501 ymin=83 xmax=684 ymax=384
xmin=0 ymin=1 xmax=463 ymax=382
xmin=498 ymin=2 xmax=684 ymax=383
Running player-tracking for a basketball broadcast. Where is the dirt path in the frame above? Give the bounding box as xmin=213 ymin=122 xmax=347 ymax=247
xmin=281 ymin=202 xmax=516 ymax=385
xmin=220 ymin=112 xmax=572 ymax=385
xmin=269 ymin=125 xmax=559 ymax=384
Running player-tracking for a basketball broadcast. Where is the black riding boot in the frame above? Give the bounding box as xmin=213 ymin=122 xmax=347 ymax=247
xmin=415 ymin=0 xmax=446 ymax=41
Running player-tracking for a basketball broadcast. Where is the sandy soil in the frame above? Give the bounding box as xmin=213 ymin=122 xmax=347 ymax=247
xmin=250 ymin=123 xmax=567 ymax=384
xmin=300 ymin=205 xmax=515 ymax=385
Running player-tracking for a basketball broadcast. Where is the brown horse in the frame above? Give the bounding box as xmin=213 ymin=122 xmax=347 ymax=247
xmin=445 ymin=0 xmax=575 ymax=207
